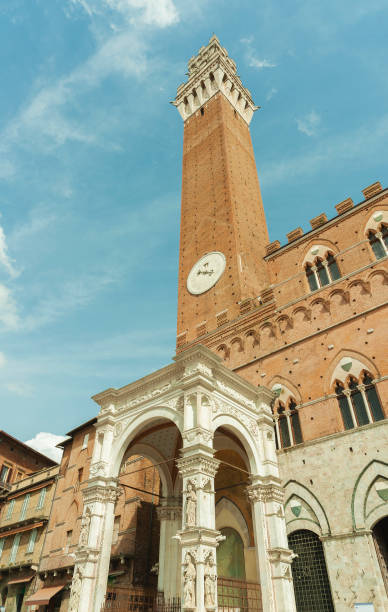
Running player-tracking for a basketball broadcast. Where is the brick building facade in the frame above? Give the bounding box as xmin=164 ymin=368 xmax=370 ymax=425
xmin=12 ymin=35 xmax=388 ymax=612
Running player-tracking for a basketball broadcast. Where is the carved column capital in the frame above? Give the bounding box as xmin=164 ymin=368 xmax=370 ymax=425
xmin=182 ymin=427 xmax=213 ymax=446
xmin=82 ymin=484 xmax=122 ymax=505
xmin=177 ymin=455 xmax=220 ymax=479
xmin=157 ymin=504 xmax=182 ymax=522
xmin=247 ymin=480 xmax=285 ymax=504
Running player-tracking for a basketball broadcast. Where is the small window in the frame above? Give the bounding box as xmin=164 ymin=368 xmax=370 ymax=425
xmin=0 ymin=537 xmax=5 ymax=560
xmin=306 ymin=264 xmax=318 ymax=291
xmin=0 ymin=465 xmax=11 ymax=483
xmin=36 ymin=487 xmax=47 ymax=510
xmin=335 ymin=382 xmax=354 ymax=430
xmin=27 ymin=528 xmax=38 ymax=554
xmin=82 ymin=433 xmax=89 ymax=450
xmin=6 ymin=498 xmax=15 ymax=520
xmin=65 ymin=530 xmax=73 ymax=552
xmin=316 ymin=258 xmax=330 ymax=287
xmin=20 ymin=493 xmax=30 ymax=520
xmin=10 ymin=533 xmax=21 ymax=563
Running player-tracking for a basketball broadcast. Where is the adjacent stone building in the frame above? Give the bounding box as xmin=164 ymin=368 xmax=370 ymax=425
xmin=0 ymin=463 xmax=58 ymax=611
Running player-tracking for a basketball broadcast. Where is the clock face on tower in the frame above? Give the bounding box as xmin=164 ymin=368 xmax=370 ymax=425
xmin=186 ymin=251 xmax=226 ymax=295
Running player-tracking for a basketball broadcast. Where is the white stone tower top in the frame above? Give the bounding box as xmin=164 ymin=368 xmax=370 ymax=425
xmin=172 ymin=35 xmax=258 ymax=124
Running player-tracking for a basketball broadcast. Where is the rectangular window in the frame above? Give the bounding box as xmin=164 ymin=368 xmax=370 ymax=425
xmin=65 ymin=530 xmax=73 ymax=552
xmin=10 ymin=533 xmax=21 ymax=563
xmin=351 ymin=390 xmax=370 ymax=426
xmin=366 ymin=386 xmax=384 ymax=422
xmin=112 ymin=516 xmax=120 ymax=544
xmin=6 ymin=498 xmax=15 ymax=520
xmin=82 ymin=433 xmax=89 ymax=450
xmin=0 ymin=465 xmax=10 ymax=482
xmin=27 ymin=528 xmax=38 ymax=554
xmin=36 ymin=487 xmax=47 ymax=510
xmin=0 ymin=538 xmax=5 ymax=560
xmin=20 ymin=493 xmax=30 ymax=520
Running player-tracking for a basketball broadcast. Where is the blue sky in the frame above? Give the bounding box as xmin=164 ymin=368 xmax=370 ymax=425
xmin=0 ymin=0 xmax=387 ymax=458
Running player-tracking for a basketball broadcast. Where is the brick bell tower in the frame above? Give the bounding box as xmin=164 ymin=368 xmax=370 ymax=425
xmin=173 ymin=35 xmax=270 ymax=348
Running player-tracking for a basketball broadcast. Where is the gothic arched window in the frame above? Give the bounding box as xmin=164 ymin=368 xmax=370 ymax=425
xmin=335 ymin=372 xmax=384 ymax=430
xmin=305 ymin=252 xmax=341 ymax=292
xmin=274 ymin=398 xmax=303 ymax=449
xmin=368 ymin=225 xmax=388 ymax=260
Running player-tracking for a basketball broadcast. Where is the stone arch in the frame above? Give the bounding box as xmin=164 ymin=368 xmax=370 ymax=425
xmin=267 ymin=376 xmax=302 ymax=405
xmin=325 ymin=349 xmax=380 ymax=392
xmin=302 ymin=241 xmax=339 ymax=266
xmin=329 ymin=287 xmax=350 ymax=306
xmin=292 ymin=306 xmax=311 ymax=323
xmin=363 ymin=208 xmax=388 ymax=235
xmin=367 ymin=268 xmax=388 ymax=289
xmin=244 ymin=329 xmax=259 ymax=351
xmin=230 ymin=337 xmax=244 ymax=353
xmin=276 ymin=314 xmax=293 ymax=334
xmin=284 ymin=480 xmax=330 ymax=536
xmin=217 ymin=344 xmax=230 ymax=361
xmin=212 ymin=414 xmax=261 ymax=476
xmin=111 ymin=406 xmax=183 ymax=478
xmin=121 ymin=442 xmax=174 ymax=497
xmin=215 ymin=497 xmax=250 ymax=548
xmin=352 ymin=460 xmax=388 ymax=530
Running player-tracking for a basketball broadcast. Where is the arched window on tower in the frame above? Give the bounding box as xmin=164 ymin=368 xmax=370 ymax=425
xmin=305 ymin=251 xmax=341 ymax=292
xmin=368 ymin=224 xmax=388 ymax=260
xmin=274 ymin=398 xmax=303 ymax=449
xmin=335 ymin=372 xmax=384 ymax=430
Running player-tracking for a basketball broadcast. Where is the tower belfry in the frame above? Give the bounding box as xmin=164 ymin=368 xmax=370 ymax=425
xmin=173 ymin=35 xmax=270 ymax=346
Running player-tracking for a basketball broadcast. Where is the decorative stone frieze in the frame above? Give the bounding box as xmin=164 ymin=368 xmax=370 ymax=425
xmin=172 ymin=35 xmax=258 ymax=124
xmin=82 ymin=484 xmax=122 ymax=505
xmin=182 ymin=427 xmax=214 ymax=445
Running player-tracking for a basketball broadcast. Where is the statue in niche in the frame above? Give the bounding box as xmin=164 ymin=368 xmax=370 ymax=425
xmin=69 ymin=566 xmax=82 ymax=612
xmin=185 ymin=481 xmax=197 ymax=527
xmin=183 ymin=552 xmax=196 ymax=608
xmin=79 ymin=509 xmax=91 ymax=547
xmin=204 ymin=553 xmax=217 ymax=609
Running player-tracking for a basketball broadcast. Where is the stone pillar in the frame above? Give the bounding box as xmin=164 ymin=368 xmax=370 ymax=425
xmin=68 ymin=482 xmax=121 ymax=612
xmin=156 ymin=500 xmax=182 ymax=600
xmin=176 ymin=448 xmax=221 ymax=612
xmin=248 ymin=479 xmax=297 ymax=612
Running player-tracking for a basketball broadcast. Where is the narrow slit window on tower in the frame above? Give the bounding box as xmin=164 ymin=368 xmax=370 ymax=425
xmin=200 ymin=107 xmax=204 ymax=116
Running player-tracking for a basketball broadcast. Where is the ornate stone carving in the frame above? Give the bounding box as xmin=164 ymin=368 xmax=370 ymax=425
xmin=182 ymin=427 xmax=213 ymax=445
xmin=216 ymin=381 xmax=257 ymax=410
xmin=184 ymin=363 xmax=213 ymax=378
xmin=83 ymin=485 xmax=122 ymax=505
xmin=204 ymin=552 xmax=217 ymax=609
xmin=177 ymin=456 xmax=220 ymax=479
xmin=89 ymin=461 xmax=107 ymax=477
xmin=69 ymin=565 xmax=82 ymax=612
xmin=247 ymin=482 xmax=285 ymax=504
xmin=79 ymin=508 xmax=91 ymax=547
xmin=183 ymin=552 xmax=196 ymax=609
xmin=214 ymin=400 xmax=259 ymax=438
xmin=185 ymin=481 xmax=197 ymax=527
xmin=156 ymin=505 xmax=182 ymax=522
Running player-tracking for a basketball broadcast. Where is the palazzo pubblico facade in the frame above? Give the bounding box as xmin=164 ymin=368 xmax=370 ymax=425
xmin=1 ymin=36 xmax=388 ymax=612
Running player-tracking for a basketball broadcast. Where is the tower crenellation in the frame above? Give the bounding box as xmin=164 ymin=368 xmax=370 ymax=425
xmin=173 ymin=35 xmax=258 ymax=124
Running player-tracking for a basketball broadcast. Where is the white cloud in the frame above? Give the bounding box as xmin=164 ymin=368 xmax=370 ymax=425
xmin=266 ymin=87 xmax=278 ymax=101
xmin=241 ymin=35 xmax=276 ymax=71
xmin=0 ymin=352 xmax=6 ymax=368
xmin=261 ymin=113 xmax=388 ymax=186
xmin=69 ymin=0 xmax=179 ymax=27
xmin=248 ymin=57 xmax=277 ymax=70
xmin=0 ymin=284 xmax=20 ymax=330
xmin=6 ymin=382 xmax=34 ymax=397
xmin=296 ymin=110 xmax=321 ymax=137
xmin=0 ymin=226 xmax=18 ymax=277
xmin=24 ymin=432 xmax=65 ymax=463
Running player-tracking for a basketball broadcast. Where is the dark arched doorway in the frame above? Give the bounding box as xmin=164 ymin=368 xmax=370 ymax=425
xmin=372 ymin=516 xmax=388 ymax=595
xmin=288 ymin=530 xmax=334 ymax=612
